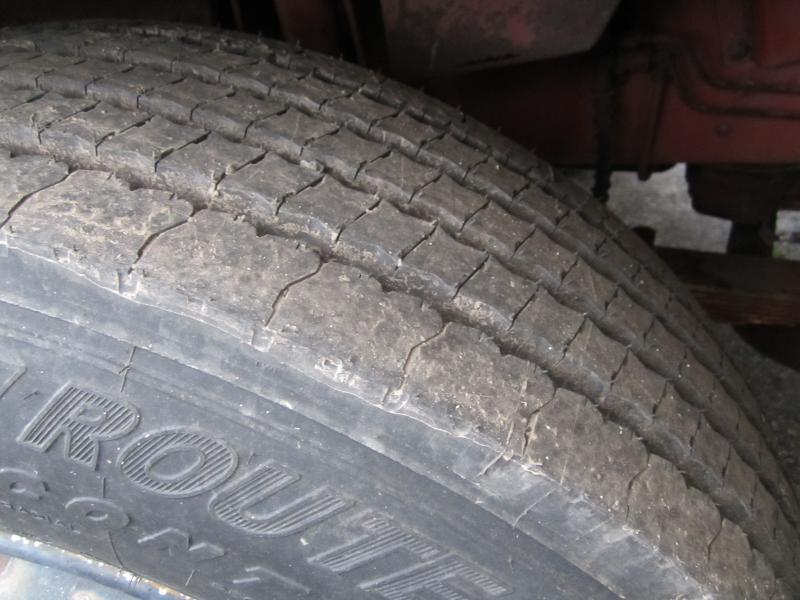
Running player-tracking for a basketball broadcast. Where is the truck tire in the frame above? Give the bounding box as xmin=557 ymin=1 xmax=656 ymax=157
xmin=0 ymin=21 xmax=795 ymax=600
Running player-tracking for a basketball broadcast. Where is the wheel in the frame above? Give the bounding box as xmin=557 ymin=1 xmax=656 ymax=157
xmin=0 ymin=21 xmax=795 ymax=600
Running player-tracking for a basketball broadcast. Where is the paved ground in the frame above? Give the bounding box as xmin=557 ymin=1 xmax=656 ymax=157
xmin=591 ymin=166 xmax=800 ymax=497
xmin=568 ymin=166 xmax=732 ymax=252
xmin=606 ymin=166 xmax=732 ymax=253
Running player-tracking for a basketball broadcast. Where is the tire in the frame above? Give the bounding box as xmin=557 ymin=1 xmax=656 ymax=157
xmin=0 ymin=21 xmax=795 ymax=600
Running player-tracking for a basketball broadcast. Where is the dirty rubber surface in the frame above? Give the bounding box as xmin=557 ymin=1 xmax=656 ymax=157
xmin=0 ymin=22 xmax=795 ymax=599
xmin=715 ymin=326 xmax=800 ymax=499
xmin=598 ymin=165 xmax=800 ymax=504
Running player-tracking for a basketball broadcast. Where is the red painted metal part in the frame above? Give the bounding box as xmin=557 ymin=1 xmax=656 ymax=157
xmin=433 ymin=53 xmax=800 ymax=166
xmin=380 ymin=0 xmax=620 ymax=77
xmin=752 ymin=0 xmax=800 ymax=67
xmin=274 ymin=0 xmax=343 ymax=57
xmin=426 ymin=0 xmax=800 ymax=167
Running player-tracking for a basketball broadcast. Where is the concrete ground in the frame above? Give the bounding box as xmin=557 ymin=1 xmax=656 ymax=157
xmin=568 ymin=165 xmax=731 ymax=253
xmin=606 ymin=166 xmax=731 ymax=253
xmin=589 ymin=165 xmax=800 ymax=497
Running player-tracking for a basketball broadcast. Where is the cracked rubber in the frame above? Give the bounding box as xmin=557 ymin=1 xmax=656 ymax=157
xmin=0 ymin=21 xmax=795 ymax=600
